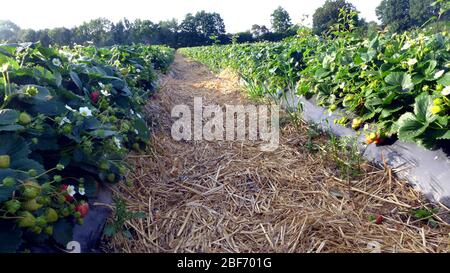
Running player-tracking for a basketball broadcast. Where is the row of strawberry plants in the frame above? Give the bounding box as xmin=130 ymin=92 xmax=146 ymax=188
xmin=0 ymin=43 xmax=174 ymax=252
xmin=180 ymin=27 xmax=450 ymax=149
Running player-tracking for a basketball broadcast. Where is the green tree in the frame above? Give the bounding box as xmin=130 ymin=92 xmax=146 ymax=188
xmin=18 ymin=29 xmax=37 ymax=43
xmin=195 ymin=11 xmax=226 ymax=37
xmin=270 ymin=6 xmax=292 ymax=33
xmin=48 ymin=27 xmax=72 ymax=45
xmin=179 ymin=11 xmax=226 ymax=46
xmin=409 ymin=0 xmax=440 ymax=27
xmin=0 ymin=20 xmax=20 ymax=42
xmin=312 ymin=0 xmax=360 ymax=35
xmin=376 ymin=0 xmax=411 ymax=32
xmin=73 ymin=18 xmax=113 ymax=46
xmin=251 ymin=24 xmax=269 ymax=38
xmin=36 ymin=30 xmax=51 ymax=46
xmin=131 ymin=19 xmax=158 ymax=44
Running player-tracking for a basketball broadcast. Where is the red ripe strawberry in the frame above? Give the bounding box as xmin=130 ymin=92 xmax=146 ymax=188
xmin=375 ymin=215 xmax=383 ymax=225
xmin=75 ymin=202 xmax=89 ymax=218
xmin=60 ymin=184 xmax=74 ymax=202
xmin=90 ymin=91 xmax=100 ymax=104
xmin=374 ymin=134 xmax=382 ymax=145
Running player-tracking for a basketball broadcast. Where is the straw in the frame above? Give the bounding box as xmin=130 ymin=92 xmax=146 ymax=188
xmin=101 ymin=53 xmax=450 ymax=253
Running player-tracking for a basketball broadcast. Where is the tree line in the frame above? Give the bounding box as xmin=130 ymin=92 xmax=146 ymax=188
xmin=0 ymin=1 xmax=448 ymax=48
xmin=0 ymin=8 xmax=298 ymax=48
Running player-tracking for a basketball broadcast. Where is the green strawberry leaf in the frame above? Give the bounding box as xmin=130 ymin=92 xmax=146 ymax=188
xmin=0 ymin=220 xmax=22 ymax=253
xmin=397 ymin=112 xmax=427 ymax=141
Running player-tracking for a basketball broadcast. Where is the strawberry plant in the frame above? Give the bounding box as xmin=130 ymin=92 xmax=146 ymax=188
xmin=0 ymin=43 xmax=174 ymax=252
xmin=181 ymin=15 xmax=450 ymax=150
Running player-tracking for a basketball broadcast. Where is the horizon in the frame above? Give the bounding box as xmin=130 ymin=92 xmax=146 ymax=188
xmin=0 ymin=0 xmax=382 ymax=33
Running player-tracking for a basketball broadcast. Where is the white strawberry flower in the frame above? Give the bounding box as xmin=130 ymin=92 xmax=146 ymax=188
xmin=66 ymin=185 xmax=76 ymax=197
xmin=434 ymin=70 xmax=445 ymax=79
xmin=52 ymin=58 xmax=62 ymax=67
xmin=79 ymin=107 xmax=92 ymax=117
xmin=113 ymin=137 xmax=122 ymax=149
xmin=65 ymin=105 xmax=76 ymax=112
xmin=136 ymin=68 xmax=141 ymax=73
xmin=137 ymin=113 xmax=142 ymax=119
xmin=361 ymin=64 xmax=368 ymax=70
xmin=134 ymin=129 xmax=139 ymax=135
xmin=59 ymin=117 xmax=71 ymax=126
xmin=442 ymin=86 xmax=450 ymax=96
xmin=401 ymin=42 xmax=411 ymax=51
xmin=78 ymin=187 xmax=86 ymax=196
xmin=100 ymin=89 xmax=110 ymax=96
xmin=407 ymin=58 xmax=417 ymax=67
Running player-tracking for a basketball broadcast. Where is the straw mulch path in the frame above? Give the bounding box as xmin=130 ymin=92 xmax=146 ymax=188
xmin=101 ymin=53 xmax=450 ymax=253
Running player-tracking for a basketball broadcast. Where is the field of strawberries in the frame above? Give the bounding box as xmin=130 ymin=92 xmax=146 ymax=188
xmin=180 ymin=27 xmax=450 ymax=150
xmin=0 ymin=42 xmax=174 ymax=252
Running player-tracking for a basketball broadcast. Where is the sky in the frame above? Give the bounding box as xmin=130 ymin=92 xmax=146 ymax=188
xmin=0 ymin=0 xmax=382 ymax=33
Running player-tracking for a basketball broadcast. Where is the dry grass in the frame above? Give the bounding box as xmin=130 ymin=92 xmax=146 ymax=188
xmin=101 ymin=53 xmax=450 ymax=253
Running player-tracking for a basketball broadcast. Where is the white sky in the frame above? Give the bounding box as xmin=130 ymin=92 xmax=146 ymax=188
xmin=1 ymin=0 xmax=382 ymax=33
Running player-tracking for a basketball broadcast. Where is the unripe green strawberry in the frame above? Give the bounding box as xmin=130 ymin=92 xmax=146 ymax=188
xmin=434 ymin=98 xmax=444 ymax=106
xmin=18 ymin=212 xmax=36 ymax=228
xmin=45 ymin=208 xmax=59 ymax=223
xmin=351 ymin=118 xmax=363 ymax=130
xmin=0 ymin=155 xmax=11 ymax=169
xmin=22 ymin=199 xmax=43 ymax=212
xmin=28 ymin=169 xmax=38 ymax=177
xmin=31 ymin=226 xmax=42 ymax=234
xmin=5 ymin=199 xmax=21 ymax=214
xmin=422 ymin=85 xmax=429 ymax=91
xmin=2 ymin=177 xmax=15 ymax=187
xmin=132 ymin=143 xmax=140 ymax=151
xmin=74 ymin=211 xmax=82 ymax=218
xmin=57 ymin=194 xmax=66 ymax=204
xmin=22 ymin=181 xmax=41 ymax=200
xmin=436 ymin=84 xmax=444 ymax=92
xmin=61 ymin=207 xmax=70 ymax=217
xmin=36 ymin=196 xmax=51 ymax=205
xmin=99 ymin=161 xmax=109 ymax=171
xmin=35 ymin=216 xmax=47 ymax=227
xmin=56 ymin=163 xmax=65 ymax=171
xmin=22 ymin=188 xmax=39 ymax=200
xmin=53 ymin=175 xmax=62 ymax=183
xmin=107 ymin=173 xmax=116 ymax=183
xmin=18 ymin=112 xmax=32 ymax=125
xmin=62 ymin=124 xmax=72 ymax=134
xmin=431 ymin=105 xmax=442 ymax=115
xmin=119 ymin=165 xmax=127 ymax=175
xmin=44 ymin=226 xmax=53 ymax=236
xmin=344 ymin=94 xmax=354 ymax=102
xmin=41 ymin=182 xmax=53 ymax=193
xmin=31 ymin=138 xmax=38 ymax=145
xmin=77 ymin=218 xmax=84 ymax=225
xmin=34 ymin=124 xmax=44 ymax=131
xmin=329 ymin=105 xmax=337 ymax=111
